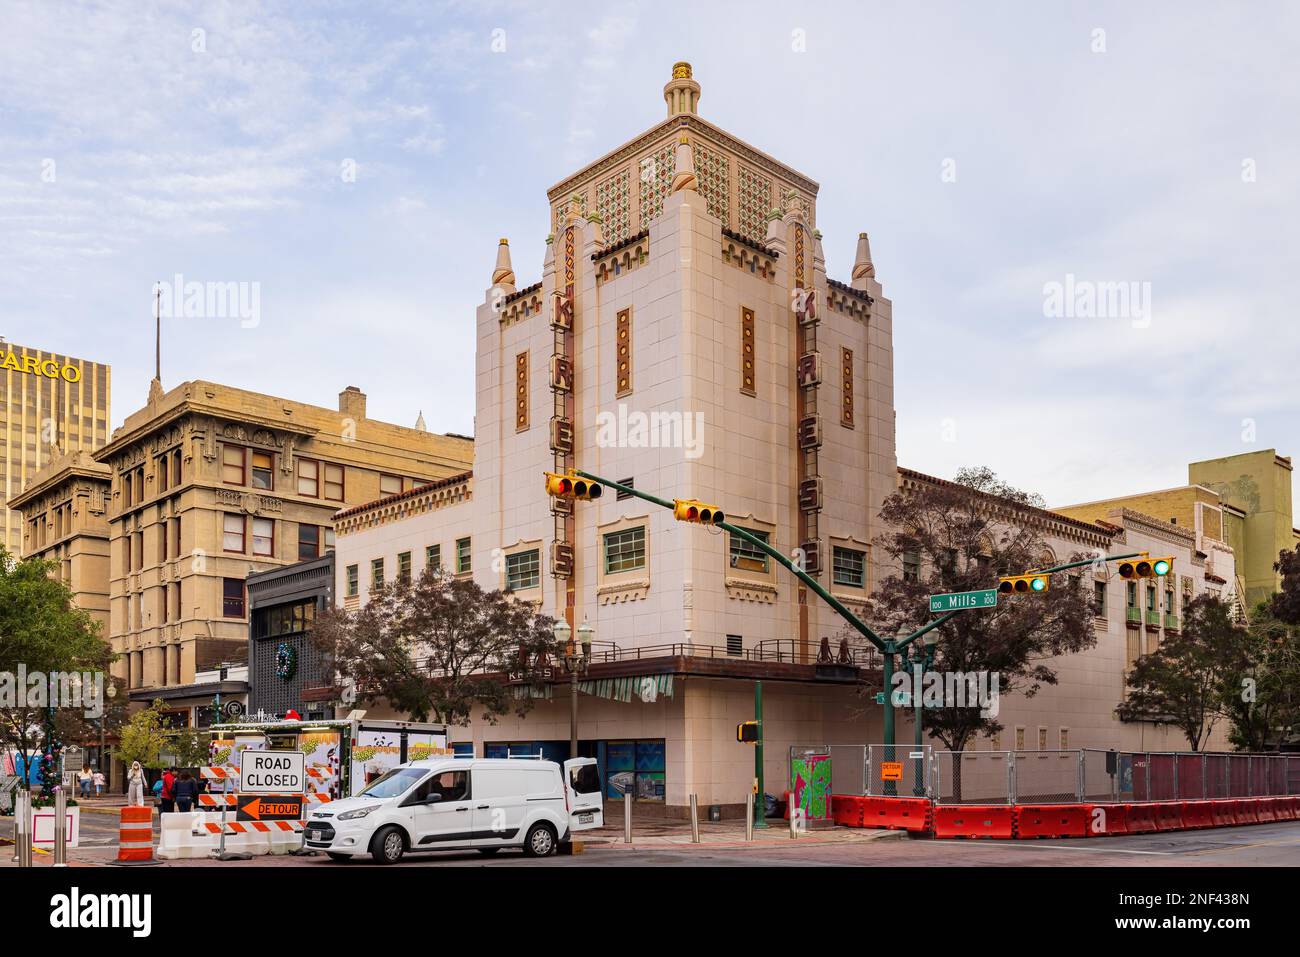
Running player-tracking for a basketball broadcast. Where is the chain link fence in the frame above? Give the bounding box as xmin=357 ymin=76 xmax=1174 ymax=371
xmin=830 ymin=746 xmax=1300 ymax=804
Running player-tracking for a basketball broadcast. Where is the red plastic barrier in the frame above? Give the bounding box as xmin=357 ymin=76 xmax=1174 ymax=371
xmin=1237 ymin=799 xmax=1261 ymax=824
xmin=1015 ymin=804 xmax=1090 ymax=839
xmin=1210 ymin=800 xmax=1239 ymax=827
xmin=1180 ymin=801 xmax=1214 ymax=829
xmin=831 ymin=795 xmax=864 ymax=828
xmin=1085 ymin=803 xmax=1128 ymax=836
xmin=932 ymin=804 xmax=1014 ymax=839
xmin=1152 ymin=802 xmax=1185 ymax=832
xmin=861 ymin=797 xmax=932 ymax=832
xmin=1125 ymin=803 xmax=1158 ymax=834
xmin=1255 ymin=797 xmax=1278 ymax=823
xmin=1280 ymin=796 xmax=1300 ymax=821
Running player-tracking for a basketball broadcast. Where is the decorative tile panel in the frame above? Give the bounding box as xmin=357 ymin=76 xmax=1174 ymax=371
xmin=637 ymin=144 xmax=675 ymax=226
xmin=595 ymin=169 xmax=632 ymax=246
xmin=515 ymin=351 xmax=529 ymax=432
xmin=693 ymin=143 xmax=729 ymax=226
xmin=841 ymin=347 xmax=854 ymax=428
xmin=741 ymin=307 xmax=756 ymax=396
xmin=616 ymin=308 xmax=632 ymax=397
xmin=737 ymin=165 xmax=772 ymax=242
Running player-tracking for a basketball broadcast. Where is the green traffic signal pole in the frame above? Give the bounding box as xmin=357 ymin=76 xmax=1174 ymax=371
xmin=573 ymin=470 xmax=1149 ymax=757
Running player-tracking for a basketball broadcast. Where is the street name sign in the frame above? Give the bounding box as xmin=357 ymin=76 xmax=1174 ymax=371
xmin=236 ymin=794 xmax=305 ymax=821
xmin=238 ymin=749 xmax=305 ymax=794
xmin=928 ymin=588 xmax=998 ymax=613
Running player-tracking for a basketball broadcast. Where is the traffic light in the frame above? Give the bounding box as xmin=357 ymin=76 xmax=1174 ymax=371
xmin=998 ymin=573 xmax=1050 ymax=595
xmin=737 ymin=720 xmax=759 ymax=743
xmin=1118 ymin=556 xmax=1173 ymax=579
xmin=673 ymin=499 xmax=725 ymax=525
xmin=543 ymin=471 xmax=602 ymax=500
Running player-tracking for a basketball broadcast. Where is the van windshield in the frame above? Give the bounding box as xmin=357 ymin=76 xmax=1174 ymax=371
xmin=358 ymin=767 xmax=427 ymax=799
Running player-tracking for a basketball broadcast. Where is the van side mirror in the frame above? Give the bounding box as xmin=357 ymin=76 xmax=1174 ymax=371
xmin=424 ymin=793 xmax=443 ymax=804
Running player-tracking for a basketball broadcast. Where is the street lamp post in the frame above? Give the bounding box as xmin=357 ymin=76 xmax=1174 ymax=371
xmin=556 ymin=620 xmax=593 ymax=760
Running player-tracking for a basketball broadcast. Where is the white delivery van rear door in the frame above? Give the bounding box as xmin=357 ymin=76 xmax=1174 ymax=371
xmin=563 ymin=757 xmax=604 ymax=831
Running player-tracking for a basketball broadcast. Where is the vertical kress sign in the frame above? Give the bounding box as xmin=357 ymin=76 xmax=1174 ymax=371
xmin=239 ymin=749 xmax=305 ymax=794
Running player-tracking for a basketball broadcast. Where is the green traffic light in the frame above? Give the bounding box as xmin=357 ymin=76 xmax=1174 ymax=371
xmin=1030 ymin=577 xmax=1047 ymax=592
xmin=1153 ymin=559 xmax=1170 ymax=576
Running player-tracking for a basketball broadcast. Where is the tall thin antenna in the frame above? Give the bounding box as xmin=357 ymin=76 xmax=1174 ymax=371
xmin=154 ymin=283 xmax=161 ymax=382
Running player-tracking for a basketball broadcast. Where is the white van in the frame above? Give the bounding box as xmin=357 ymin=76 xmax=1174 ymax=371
xmin=305 ymin=756 xmax=604 ymax=863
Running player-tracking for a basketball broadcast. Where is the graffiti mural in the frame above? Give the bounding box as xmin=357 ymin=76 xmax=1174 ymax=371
xmin=791 ymin=752 xmax=833 ymax=821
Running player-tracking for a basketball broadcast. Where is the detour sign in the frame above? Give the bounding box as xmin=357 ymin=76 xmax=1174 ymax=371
xmin=236 ymin=795 xmax=305 ymax=821
xmin=880 ymin=762 xmax=903 ymax=781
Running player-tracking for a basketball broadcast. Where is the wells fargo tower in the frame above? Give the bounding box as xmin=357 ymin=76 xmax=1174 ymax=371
xmin=0 ymin=338 xmax=111 ymax=555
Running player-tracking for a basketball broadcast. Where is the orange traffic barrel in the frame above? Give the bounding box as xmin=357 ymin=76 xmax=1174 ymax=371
xmin=117 ymin=806 xmax=155 ymax=863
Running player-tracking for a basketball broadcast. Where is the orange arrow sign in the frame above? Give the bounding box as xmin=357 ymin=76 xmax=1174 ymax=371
xmin=236 ymin=795 xmax=304 ymax=821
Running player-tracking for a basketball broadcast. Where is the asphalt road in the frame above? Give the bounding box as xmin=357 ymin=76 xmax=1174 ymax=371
xmin=6 ymin=815 xmax=1300 ymax=866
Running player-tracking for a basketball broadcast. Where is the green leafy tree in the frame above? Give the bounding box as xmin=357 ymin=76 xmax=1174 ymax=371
xmin=1220 ymin=602 xmax=1300 ymax=750
xmin=1117 ymin=595 xmax=1243 ymax=750
xmin=1271 ymin=545 xmax=1300 ymax=626
xmin=868 ymin=469 xmax=1097 ymax=775
xmin=115 ymin=698 xmax=171 ymax=770
xmin=0 ymin=549 xmax=114 ymax=792
xmin=166 ymin=725 xmax=216 ymax=769
xmin=310 ymin=570 xmax=563 ymax=726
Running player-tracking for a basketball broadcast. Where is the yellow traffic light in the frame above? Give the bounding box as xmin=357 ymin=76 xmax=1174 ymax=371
xmin=1118 ymin=556 xmax=1173 ymax=579
xmin=543 ymin=471 xmax=602 ymax=500
xmin=673 ymin=499 xmax=725 ymax=525
xmin=998 ymin=573 xmax=1050 ymax=595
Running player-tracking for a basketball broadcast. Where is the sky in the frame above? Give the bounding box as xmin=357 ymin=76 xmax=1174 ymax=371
xmin=2 ymin=0 xmax=1298 ymax=509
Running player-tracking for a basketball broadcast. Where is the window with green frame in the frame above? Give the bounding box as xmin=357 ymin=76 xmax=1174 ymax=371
xmin=345 ymin=564 xmax=359 ymax=597
xmin=426 ymin=544 xmax=441 ymax=574
xmin=371 ymin=557 xmax=384 ymax=588
xmin=397 ymin=551 xmax=412 ymax=585
xmin=603 ymin=526 xmax=646 ymax=574
xmin=506 ymin=549 xmax=540 ymax=591
xmin=729 ymin=527 xmax=769 ymax=573
xmin=456 ymin=537 xmax=471 ymax=573
xmin=832 ymin=546 xmax=865 ymax=587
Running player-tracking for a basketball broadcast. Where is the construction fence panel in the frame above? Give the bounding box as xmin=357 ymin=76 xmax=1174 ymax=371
xmin=933 ymin=750 xmax=1011 ymax=805
xmin=1013 ymin=750 xmax=1082 ymax=804
xmin=1081 ymin=749 xmax=1120 ymax=803
xmin=1177 ymin=754 xmax=1206 ymax=799
xmin=829 ymin=745 xmax=867 ymax=797
xmin=1147 ymin=753 xmax=1177 ymax=801
xmin=865 ymin=744 xmax=933 ymax=799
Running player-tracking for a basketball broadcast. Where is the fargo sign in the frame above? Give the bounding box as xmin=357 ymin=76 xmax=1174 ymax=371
xmin=0 ymin=351 xmax=82 ymax=382
xmin=238 ymin=749 xmax=305 ymax=794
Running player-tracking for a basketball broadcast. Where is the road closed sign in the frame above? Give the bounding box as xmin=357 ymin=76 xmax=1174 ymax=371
xmin=239 ymin=749 xmax=305 ymax=794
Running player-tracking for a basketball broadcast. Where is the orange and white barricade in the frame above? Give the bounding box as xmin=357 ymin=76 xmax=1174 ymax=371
xmin=116 ymin=806 xmax=155 ymax=863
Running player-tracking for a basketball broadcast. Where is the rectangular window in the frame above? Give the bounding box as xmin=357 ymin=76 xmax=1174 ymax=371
xmin=324 ymin=464 xmax=344 ymax=501
xmin=296 ymin=458 xmax=319 ymax=497
xmin=380 ymin=474 xmax=403 ymax=496
xmin=298 ymin=524 xmax=321 ymax=561
xmin=902 ymin=549 xmax=921 ymax=583
xmin=222 ymin=445 xmax=245 ymax=485
xmin=324 ymin=528 xmax=335 ymax=552
xmin=1127 ymin=581 xmax=1137 ymax=607
xmin=1146 ymin=587 xmax=1156 ymax=611
xmin=222 ymin=578 xmax=245 ymax=618
xmin=222 ymin=513 xmax=245 ymax=553
xmin=505 ymin=549 xmax=540 ymax=591
xmin=1037 ymin=728 xmax=1048 ymax=751
xmin=426 ymin=544 xmax=441 ymax=574
xmin=1014 ymin=727 xmax=1026 ymax=750
xmin=456 ymin=537 xmax=472 ymax=574
xmin=603 ymin=526 xmax=646 ymax=575
xmin=371 ymin=558 xmax=384 ymax=588
xmin=345 ymin=564 xmax=359 ymax=598
xmin=252 ymin=517 xmax=274 ymax=557
xmin=250 ymin=451 xmax=274 ymax=490
xmin=832 ymin=546 xmax=866 ymax=588
xmin=1059 ymin=728 xmax=1070 ymax=750
xmin=172 ymin=449 xmax=182 ymax=487
xmin=397 ymin=551 xmax=412 ymax=585
xmin=729 ymin=527 xmax=769 ymax=573
xmin=1165 ymin=587 xmax=1174 ymax=611
xmin=1094 ymin=581 xmax=1107 ymax=618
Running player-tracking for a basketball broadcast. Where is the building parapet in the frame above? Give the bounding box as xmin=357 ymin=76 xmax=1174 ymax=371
xmin=334 ymin=470 xmax=473 ymax=534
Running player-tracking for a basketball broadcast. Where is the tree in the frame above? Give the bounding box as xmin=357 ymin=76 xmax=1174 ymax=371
xmin=1220 ymin=602 xmax=1300 ymax=751
xmin=868 ymin=470 xmax=1097 ymax=769
xmin=115 ymin=698 xmax=171 ymax=770
xmin=310 ymin=569 xmax=563 ymax=726
xmin=1271 ymin=545 xmax=1300 ymax=626
xmin=1116 ymin=595 xmax=1243 ymax=750
xmin=0 ymin=548 xmax=114 ymax=796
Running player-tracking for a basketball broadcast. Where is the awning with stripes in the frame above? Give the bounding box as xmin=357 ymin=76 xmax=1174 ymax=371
xmin=577 ymin=674 xmax=674 ymax=703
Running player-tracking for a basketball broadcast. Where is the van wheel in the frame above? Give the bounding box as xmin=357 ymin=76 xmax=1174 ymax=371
xmin=370 ymin=826 xmax=405 ymax=865
xmin=326 ymin=853 xmax=351 ymax=863
xmin=477 ymin=847 xmax=501 ymax=856
xmin=523 ymin=823 xmax=557 ymax=858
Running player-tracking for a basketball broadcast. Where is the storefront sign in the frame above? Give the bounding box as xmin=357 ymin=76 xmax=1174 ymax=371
xmin=0 ymin=352 xmax=82 ymax=382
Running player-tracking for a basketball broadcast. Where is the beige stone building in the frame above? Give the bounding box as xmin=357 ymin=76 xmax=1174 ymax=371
xmin=91 ymin=377 xmax=472 ymax=720
xmin=8 ymin=450 xmax=113 ymax=634
xmin=1 ymin=338 xmax=110 ymax=555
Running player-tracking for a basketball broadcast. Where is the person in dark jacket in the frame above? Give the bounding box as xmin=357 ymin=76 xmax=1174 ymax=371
xmin=173 ymin=770 xmax=200 ymax=813
xmin=160 ymin=767 xmax=176 ymax=813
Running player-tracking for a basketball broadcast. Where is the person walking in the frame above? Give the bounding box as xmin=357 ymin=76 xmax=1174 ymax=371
xmin=93 ymin=769 xmax=106 ymax=796
xmin=78 ymin=766 xmax=93 ymax=798
xmin=160 ymin=766 xmax=176 ymax=813
xmin=127 ymin=761 xmax=146 ymax=806
xmin=173 ymin=770 xmax=199 ymax=813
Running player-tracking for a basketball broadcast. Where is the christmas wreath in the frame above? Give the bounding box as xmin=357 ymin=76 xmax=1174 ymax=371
xmin=275 ymin=642 xmax=297 ymax=681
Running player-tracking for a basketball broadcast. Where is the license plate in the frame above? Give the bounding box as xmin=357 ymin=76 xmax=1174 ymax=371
xmin=308 ymin=831 xmax=320 ymax=841
xmin=577 ymin=812 xmax=593 ymax=824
